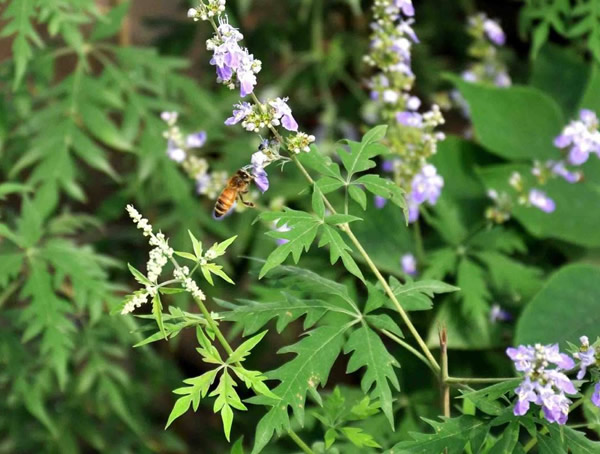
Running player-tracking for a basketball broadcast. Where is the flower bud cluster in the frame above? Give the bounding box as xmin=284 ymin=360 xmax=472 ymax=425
xmin=187 ymin=0 xmax=226 ymax=21
xmin=174 ymin=266 xmax=206 ymax=301
xmin=121 ymin=290 xmax=150 ymax=315
xmin=365 ymin=0 xmax=446 ymax=223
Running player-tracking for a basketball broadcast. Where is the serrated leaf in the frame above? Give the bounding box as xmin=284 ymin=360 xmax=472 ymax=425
xmin=128 ymin=263 xmax=151 ymax=286
xmin=389 ymin=276 xmax=459 ymax=311
xmin=228 ymin=331 xmax=268 ymax=364
xmin=339 ymin=126 xmax=388 ymax=178
xmin=189 ymin=230 xmax=203 ymax=258
xmin=341 ymin=426 xmax=381 ymax=448
xmin=203 ymin=263 xmax=235 ymax=284
xmin=153 ymin=293 xmax=166 ymax=340
xmin=344 ymin=324 xmax=399 ymax=427
xmin=318 ymin=225 xmax=364 ymax=281
xmin=457 ymin=258 xmax=490 ymax=318
xmin=208 ymin=235 xmax=238 ymax=258
xmin=325 ymin=214 xmax=363 ymax=225
xmin=90 ymin=1 xmax=130 ymax=41
xmin=165 ymin=395 xmax=192 ymax=428
xmin=250 ymin=324 xmax=350 ymax=454
xmin=390 ymin=415 xmax=487 ymax=454
xmin=297 ymin=147 xmax=343 ymax=180
xmin=312 ymin=184 xmax=325 ymax=218
xmin=317 ymin=176 xmax=345 ymax=194
xmin=259 ymin=209 xmax=320 ymax=278
xmin=354 ymin=174 xmax=407 ymax=214
xmin=348 ymin=185 xmax=367 ymax=210
xmin=79 ymin=103 xmax=132 ymax=151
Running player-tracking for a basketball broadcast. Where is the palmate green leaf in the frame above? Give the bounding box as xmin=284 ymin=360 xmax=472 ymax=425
xmin=210 ymin=369 xmax=247 ymax=441
xmin=166 ymin=369 xmax=219 ymax=428
xmin=152 ymin=294 xmax=166 ymax=340
xmin=0 ymin=252 xmax=24 ymax=289
xmin=450 ymin=76 xmax=564 ymax=160
xmin=250 ymin=324 xmax=351 ymax=454
xmin=339 ymin=125 xmax=388 ymax=179
xmin=458 ymin=380 xmax=520 ymax=416
xmin=388 ymin=276 xmax=459 ymax=311
xmin=390 ymin=415 xmax=487 ymax=454
xmin=312 ymin=184 xmax=325 ymax=219
xmin=344 ymin=324 xmax=399 ymax=428
xmin=515 ymin=264 xmax=600 ymax=347
xmin=215 ymin=295 xmax=329 ymax=336
xmin=422 ymin=248 xmax=457 ymax=280
xmin=90 ymin=1 xmax=130 ymax=41
xmin=127 ymin=263 xmax=151 ymax=286
xmin=348 ymin=184 xmax=367 ymax=210
xmin=79 ymin=103 xmax=132 ymax=152
xmin=318 ymin=225 xmax=364 ymax=281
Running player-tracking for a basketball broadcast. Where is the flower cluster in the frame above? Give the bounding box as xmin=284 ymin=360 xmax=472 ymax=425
xmin=205 ymin=17 xmax=262 ymax=96
xmin=225 ymin=98 xmax=298 ymax=133
xmin=187 ymin=0 xmax=226 ymax=21
xmin=174 ymin=266 xmax=206 ymax=301
xmin=365 ymin=0 xmax=446 ymax=223
xmin=554 ymin=109 xmax=600 ymax=166
xmin=508 ymin=337 xmax=600 ymax=424
xmin=122 ymin=205 xmax=175 ymax=314
xmin=507 ymin=344 xmax=576 ymax=424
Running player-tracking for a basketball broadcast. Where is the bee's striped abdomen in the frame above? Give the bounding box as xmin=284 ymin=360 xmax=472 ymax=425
xmin=214 ymin=188 xmax=236 ymax=218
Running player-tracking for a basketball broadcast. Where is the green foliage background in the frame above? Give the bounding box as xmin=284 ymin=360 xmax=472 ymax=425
xmin=1 ymin=0 xmax=600 ymax=453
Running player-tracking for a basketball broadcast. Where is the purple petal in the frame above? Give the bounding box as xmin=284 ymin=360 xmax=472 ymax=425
xmin=281 ymin=114 xmax=298 ymax=132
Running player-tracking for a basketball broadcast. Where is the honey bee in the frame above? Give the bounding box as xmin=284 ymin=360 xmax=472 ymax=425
xmin=214 ymin=168 xmax=255 ymax=218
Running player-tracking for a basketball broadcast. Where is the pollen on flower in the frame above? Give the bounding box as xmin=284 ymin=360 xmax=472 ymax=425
xmin=286 ymin=132 xmax=316 ymax=154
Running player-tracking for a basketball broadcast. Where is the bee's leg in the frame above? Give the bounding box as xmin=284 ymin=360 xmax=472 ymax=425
xmin=238 ymin=193 xmax=255 ymax=208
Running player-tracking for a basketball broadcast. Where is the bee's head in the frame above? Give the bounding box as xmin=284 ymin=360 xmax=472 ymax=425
xmin=238 ymin=169 xmax=253 ymax=181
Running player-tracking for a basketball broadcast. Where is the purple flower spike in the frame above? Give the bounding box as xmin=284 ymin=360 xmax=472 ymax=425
xmin=374 ymin=195 xmax=387 ymax=209
xmin=529 ymin=189 xmax=555 ymax=213
xmin=396 ymin=111 xmax=423 ymax=127
xmin=186 ymin=131 xmax=207 ymax=148
xmin=401 ymin=253 xmax=417 ymax=275
xmin=592 ymin=383 xmax=600 ymax=408
xmin=410 ymin=165 xmax=444 ymax=205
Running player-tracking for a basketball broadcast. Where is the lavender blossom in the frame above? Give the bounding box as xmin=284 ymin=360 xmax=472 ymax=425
xmin=253 ymin=167 xmax=269 ymax=192
xmin=483 ymin=18 xmax=506 ymax=45
xmin=374 ymin=195 xmax=387 ymax=209
xmin=186 ymin=131 xmax=207 ymax=148
xmin=574 ymin=336 xmax=596 ymax=380
xmin=167 ymin=140 xmax=186 ymax=163
xmin=528 ymin=189 xmax=555 ymax=213
xmin=592 ymin=383 xmax=600 ymax=408
xmin=401 ymin=253 xmax=417 ymax=275
xmin=507 ymin=344 xmax=576 ymax=424
xmin=269 ymin=97 xmax=298 ymax=132
xmin=409 ymin=164 xmax=444 ymax=205
xmin=489 ymin=304 xmax=511 ymax=323
xmin=554 ymin=109 xmax=600 ymax=165
xmin=225 ymin=102 xmax=253 ymax=125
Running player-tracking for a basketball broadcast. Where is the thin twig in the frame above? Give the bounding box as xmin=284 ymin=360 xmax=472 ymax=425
xmin=439 ymin=326 xmax=450 ymax=418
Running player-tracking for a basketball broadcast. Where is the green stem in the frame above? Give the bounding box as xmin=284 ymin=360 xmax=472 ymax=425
xmin=440 ymin=327 xmax=450 ymax=417
xmin=380 ymin=329 xmax=439 ymax=374
xmin=445 ymin=376 xmax=515 ymax=384
xmin=288 ymin=429 xmax=316 ymax=454
xmin=413 ymin=219 xmax=426 ymax=264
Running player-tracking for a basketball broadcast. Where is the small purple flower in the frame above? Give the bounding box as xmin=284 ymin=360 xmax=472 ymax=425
xmin=554 ymin=109 xmax=600 ymax=165
xmin=401 ymin=253 xmax=417 ymax=275
xmin=396 ymin=111 xmax=423 ymax=127
xmin=161 ymin=111 xmax=178 ymax=123
xmin=406 ymin=95 xmax=421 ymax=110
xmin=574 ymin=336 xmax=596 ymax=380
xmin=196 ymin=174 xmax=211 ymax=195
xmin=225 ymin=102 xmax=253 ymax=126
xmin=494 ymin=71 xmax=511 ymax=87
xmin=397 ymin=19 xmax=419 ymax=43
xmin=410 ymin=164 xmax=444 ymax=205
xmin=382 ymin=159 xmax=396 ymax=173
xmin=394 ymin=0 xmax=414 ymax=16
xmin=273 ymin=220 xmax=291 ymax=245
xmin=483 ymin=19 xmax=506 ymax=45
xmin=186 ymin=131 xmax=207 ymax=148
xmin=528 ymin=189 xmax=555 ymax=213
xmin=461 ymin=70 xmax=478 ymax=83
xmin=253 ymin=167 xmax=269 ymax=192
xmin=592 ymin=383 xmax=600 ymax=407
xmin=548 ymin=161 xmax=582 ymax=183
xmin=269 ymin=97 xmax=298 ymax=132
xmin=407 ymin=199 xmax=419 ymax=223
xmin=374 ymin=195 xmax=387 ymax=209
xmin=167 ymin=140 xmax=186 ymax=163
xmin=490 ymin=304 xmax=512 ymax=323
